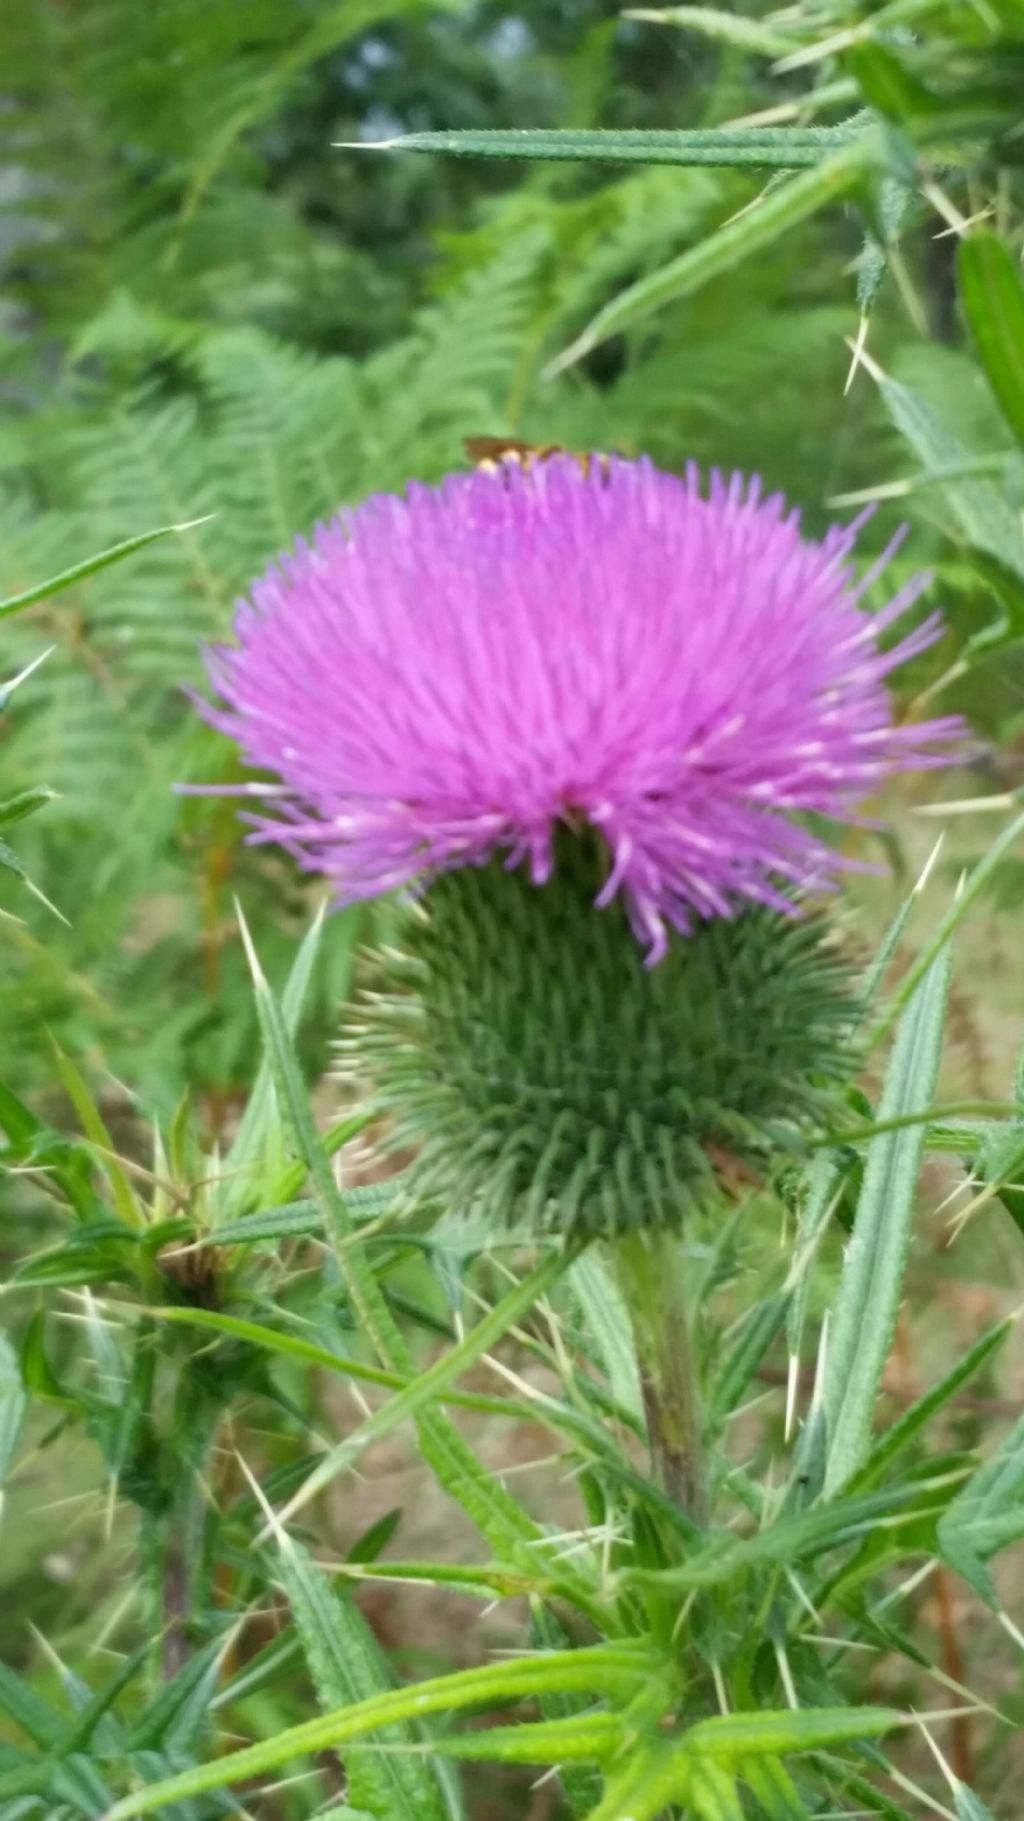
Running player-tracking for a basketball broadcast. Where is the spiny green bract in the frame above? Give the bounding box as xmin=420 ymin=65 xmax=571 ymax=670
xmin=345 ymin=837 xmax=858 ymax=1243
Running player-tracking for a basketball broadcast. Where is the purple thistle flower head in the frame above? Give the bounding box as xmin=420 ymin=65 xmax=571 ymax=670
xmin=201 ymin=455 xmax=960 ymax=961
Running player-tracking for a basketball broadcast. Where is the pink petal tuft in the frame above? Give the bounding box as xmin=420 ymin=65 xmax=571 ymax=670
xmin=198 ymin=456 xmax=962 ymax=958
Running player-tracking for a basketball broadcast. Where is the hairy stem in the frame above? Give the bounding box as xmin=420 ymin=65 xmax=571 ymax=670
xmin=614 ymin=1229 xmax=706 ymax=1525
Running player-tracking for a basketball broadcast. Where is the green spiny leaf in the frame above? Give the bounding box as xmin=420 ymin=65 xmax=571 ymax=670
xmin=570 ymin=1250 xmax=643 ymax=1418
xmin=126 ymin=1639 xmax=225 ymax=1752
xmin=824 ymin=931 xmax=952 ymax=1492
xmin=235 ymin=908 xmax=547 ymax=1561
xmin=276 ymin=1537 xmax=449 ymax=1821
xmin=682 ymin=1706 xmax=902 ymax=1760
xmin=582 ymin=1742 xmax=689 ymax=1821
xmin=689 ymin=1759 xmax=746 ymax=1821
xmin=202 ymin=1200 xmax=320 ymax=1246
xmin=627 ymin=1481 xmax=939 ymax=1593
xmin=868 ymin=808 xmax=1024 ymax=1051
xmin=711 ymin=1292 xmax=789 ymax=1427
xmin=104 ymin=1645 xmax=652 ymax=1818
xmin=0 ymin=1661 xmax=66 ymax=1751
xmin=875 ymin=377 xmax=1024 ymax=596
xmin=355 ymin=124 xmax=859 ymax=169
xmin=430 ymin=1711 xmax=623 ymax=1763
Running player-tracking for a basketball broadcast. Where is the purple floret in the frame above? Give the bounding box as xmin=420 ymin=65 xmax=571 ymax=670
xmin=199 ymin=455 xmax=961 ymax=961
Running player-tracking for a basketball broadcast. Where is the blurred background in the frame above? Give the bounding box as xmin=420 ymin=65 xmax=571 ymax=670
xmin=2 ymin=3 xmax=1024 ymax=1815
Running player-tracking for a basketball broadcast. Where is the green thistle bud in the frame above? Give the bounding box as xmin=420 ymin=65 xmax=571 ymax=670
xmin=348 ymin=836 xmax=857 ymax=1245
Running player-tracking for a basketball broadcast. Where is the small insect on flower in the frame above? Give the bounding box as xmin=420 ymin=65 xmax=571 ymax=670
xmin=464 ymin=435 xmax=609 ymax=480
xmin=464 ymin=434 xmax=563 ymax=470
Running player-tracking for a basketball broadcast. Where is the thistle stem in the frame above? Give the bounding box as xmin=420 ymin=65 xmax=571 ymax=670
xmin=614 ymin=1228 xmax=706 ymax=1526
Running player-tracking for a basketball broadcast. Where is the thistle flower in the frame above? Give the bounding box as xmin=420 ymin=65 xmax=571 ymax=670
xmin=200 ymin=456 xmax=960 ymax=1240
xmin=202 ymin=456 xmax=957 ymax=963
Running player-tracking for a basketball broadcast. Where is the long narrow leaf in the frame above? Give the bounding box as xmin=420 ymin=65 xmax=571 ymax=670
xmin=874 ymin=378 xmax=1024 ymax=598
xmin=954 ymin=1784 xmax=998 ymax=1821
xmin=429 ymin=1711 xmax=623 ymax=1764
xmin=548 ymin=137 xmax=875 ymax=373
xmin=105 ymin=1645 xmax=651 ymax=1819
xmin=824 ymin=934 xmax=952 ymax=1492
xmin=50 ymin=1049 xmax=145 ymax=1232
xmin=0 ymin=518 xmax=212 ymax=621
xmin=220 ymin=906 xmax=327 ymax=1215
xmin=739 ymin=1755 xmax=807 ymax=1820
xmin=570 ymin=1251 xmax=643 ymax=1418
xmin=628 ymin=1479 xmax=945 ymax=1593
xmin=348 ymin=124 xmax=859 ymax=168
xmin=691 ymin=1760 xmax=747 ymax=1820
xmin=682 ymin=1705 xmax=901 ymax=1759
xmin=142 ymin=1304 xmax=572 ymax=1427
xmin=851 ymin=1318 xmax=1013 ymax=1491
xmin=276 ymin=1538 xmax=448 ymax=1821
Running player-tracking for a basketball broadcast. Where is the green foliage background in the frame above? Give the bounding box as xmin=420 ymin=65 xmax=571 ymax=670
xmin=3 ymin=3 xmax=1024 ymax=1818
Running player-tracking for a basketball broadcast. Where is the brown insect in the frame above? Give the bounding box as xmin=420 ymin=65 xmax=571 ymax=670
xmin=464 ymin=436 xmax=609 ymax=480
